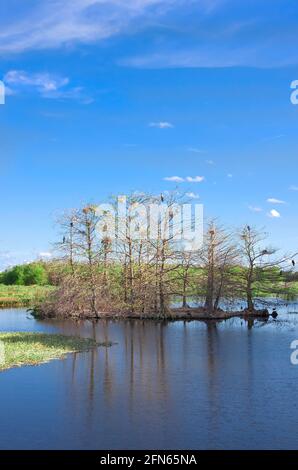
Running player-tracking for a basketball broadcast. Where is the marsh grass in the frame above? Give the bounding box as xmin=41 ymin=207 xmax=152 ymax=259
xmin=0 ymin=285 xmax=54 ymax=307
xmin=0 ymin=332 xmax=109 ymax=371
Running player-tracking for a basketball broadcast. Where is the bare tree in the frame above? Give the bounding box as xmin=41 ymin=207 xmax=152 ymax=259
xmin=55 ymin=209 xmax=78 ymax=274
xmin=238 ymin=225 xmax=296 ymax=312
xmin=201 ymin=221 xmax=239 ymax=315
xmin=38 ymin=195 xmax=297 ymax=320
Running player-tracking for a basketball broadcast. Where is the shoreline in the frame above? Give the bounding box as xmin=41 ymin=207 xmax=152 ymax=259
xmin=0 ymin=332 xmax=104 ymax=372
xmin=25 ymin=306 xmax=277 ymax=322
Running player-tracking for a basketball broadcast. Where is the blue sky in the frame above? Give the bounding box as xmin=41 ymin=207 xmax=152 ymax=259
xmin=0 ymin=0 xmax=298 ymax=269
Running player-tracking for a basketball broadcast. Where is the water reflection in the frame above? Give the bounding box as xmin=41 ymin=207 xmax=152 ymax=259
xmin=0 ymin=308 xmax=298 ymax=449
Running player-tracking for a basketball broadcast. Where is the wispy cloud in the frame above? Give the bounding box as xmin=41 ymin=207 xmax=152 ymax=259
xmin=289 ymin=185 xmax=298 ymax=191
xmin=163 ymin=176 xmax=184 ymax=182
xmin=149 ymin=121 xmax=174 ymax=129
xmin=0 ymin=249 xmax=51 ymax=271
xmin=186 ymin=176 xmax=204 ymax=183
xmin=4 ymin=70 xmax=69 ymax=92
xmin=186 ymin=192 xmax=200 ymax=199
xmin=119 ymin=2 xmax=298 ymax=69
xmin=0 ymin=0 xmax=296 ymax=71
xmin=187 ymin=147 xmax=206 ymax=154
xmin=0 ymin=0 xmax=180 ymax=54
xmin=163 ymin=175 xmax=204 ymax=183
xmin=3 ymin=70 xmax=92 ymax=103
xmin=267 ymin=197 xmax=285 ymax=204
xmin=268 ymin=209 xmax=281 ymax=218
xmin=39 ymin=252 xmax=52 ymax=258
xmin=248 ymin=205 xmax=263 ymax=213
xmin=121 ymin=44 xmax=298 ymax=69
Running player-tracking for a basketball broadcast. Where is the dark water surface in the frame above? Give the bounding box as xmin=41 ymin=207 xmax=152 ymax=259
xmin=1 ymin=307 xmax=298 ymax=450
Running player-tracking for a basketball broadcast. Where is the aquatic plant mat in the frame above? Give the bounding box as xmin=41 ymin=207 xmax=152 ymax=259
xmin=0 ymin=332 xmax=109 ymax=371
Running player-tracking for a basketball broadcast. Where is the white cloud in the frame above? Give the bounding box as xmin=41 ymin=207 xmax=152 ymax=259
xmin=149 ymin=121 xmax=174 ymax=129
xmin=119 ymin=49 xmax=250 ymax=69
xmin=0 ymin=0 xmax=179 ymax=54
xmin=118 ymin=2 xmax=298 ymax=70
xmin=248 ymin=205 xmax=263 ymax=213
xmin=0 ymin=0 xmax=296 ymax=72
xmin=0 ymin=250 xmax=33 ymax=271
xmin=4 ymin=70 xmax=69 ymax=92
xmin=289 ymin=185 xmax=298 ymax=191
xmin=163 ymin=175 xmax=204 ymax=183
xmin=186 ymin=192 xmax=200 ymax=199
xmin=0 ymin=249 xmax=54 ymax=271
xmin=163 ymin=176 xmax=184 ymax=182
xmin=267 ymin=197 xmax=285 ymax=204
xmin=39 ymin=252 xmax=52 ymax=258
xmin=3 ymin=70 xmax=91 ymax=103
xmin=187 ymin=147 xmax=206 ymax=154
xmin=268 ymin=209 xmax=281 ymax=218
xmin=185 ymin=176 xmax=204 ymax=183
xmin=227 ymin=173 xmax=233 ymax=178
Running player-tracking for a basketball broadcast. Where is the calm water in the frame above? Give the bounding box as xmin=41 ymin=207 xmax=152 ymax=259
xmin=1 ymin=306 xmax=298 ymax=450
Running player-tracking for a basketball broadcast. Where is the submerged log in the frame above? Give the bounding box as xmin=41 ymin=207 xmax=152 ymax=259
xmin=242 ymin=308 xmax=270 ymax=318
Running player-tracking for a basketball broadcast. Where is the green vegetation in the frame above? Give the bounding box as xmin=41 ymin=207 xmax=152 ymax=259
xmin=1 ymin=265 xmax=298 ymax=312
xmin=0 ymin=332 xmax=106 ymax=371
xmin=0 ymin=284 xmax=54 ymax=308
xmin=0 ymin=262 xmax=49 ymax=286
xmin=1 ymin=194 xmax=297 ymax=318
xmin=31 ymin=196 xmax=298 ymax=319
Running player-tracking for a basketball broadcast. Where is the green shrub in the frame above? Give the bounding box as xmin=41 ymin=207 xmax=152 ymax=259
xmin=0 ymin=262 xmax=49 ymax=286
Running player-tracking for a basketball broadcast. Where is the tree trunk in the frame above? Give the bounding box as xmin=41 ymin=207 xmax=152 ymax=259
xmin=204 ymin=229 xmax=215 ymax=315
xmin=246 ymin=267 xmax=254 ymax=312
